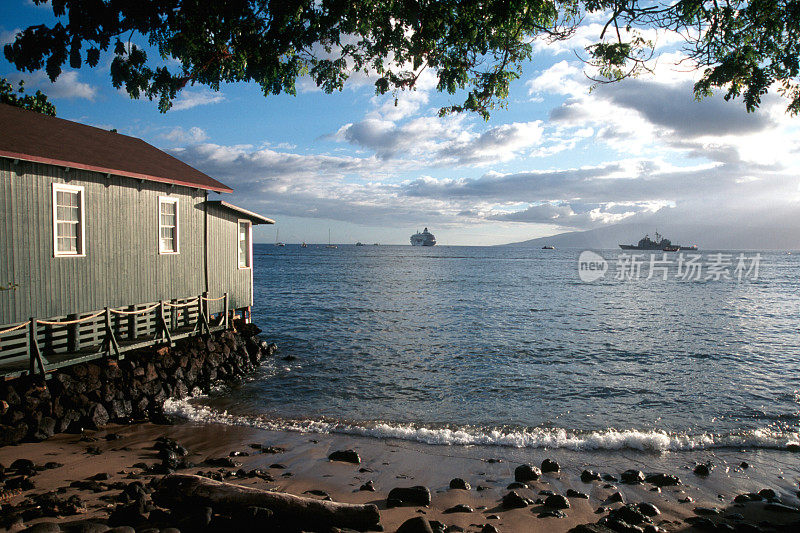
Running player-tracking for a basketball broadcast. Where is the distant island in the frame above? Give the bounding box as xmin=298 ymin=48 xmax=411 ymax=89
xmin=505 ymin=221 xmax=800 ymax=250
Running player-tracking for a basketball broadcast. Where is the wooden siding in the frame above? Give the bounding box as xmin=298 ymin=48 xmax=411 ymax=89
xmin=0 ymin=157 xmax=250 ymax=325
xmin=207 ymin=204 xmax=253 ymax=312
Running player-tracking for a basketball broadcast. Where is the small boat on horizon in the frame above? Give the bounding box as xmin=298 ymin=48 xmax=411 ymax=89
xmin=355 ymin=241 xmax=365 ymax=246
xmin=301 ymin=242 xmax=308 ymax=248
xmin=542 ymin=245 xmax=555 ymax=250
xmin=275 ymin=228 xmax=285 ymax=247
xmin=325 ymin=229 xmax=337 ymax=249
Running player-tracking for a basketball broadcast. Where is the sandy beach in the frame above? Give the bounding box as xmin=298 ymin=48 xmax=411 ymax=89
xmin=2 ymin=418 xmax=799 ymax=532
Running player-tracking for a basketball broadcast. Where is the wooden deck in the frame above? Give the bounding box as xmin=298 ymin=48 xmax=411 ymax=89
xmin=0 ymin=294 xmax=239 ymax=380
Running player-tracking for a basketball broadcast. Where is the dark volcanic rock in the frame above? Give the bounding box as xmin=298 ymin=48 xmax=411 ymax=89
xmin=449 ymin=478 xmax=471 ymax=490
xmin=397 ymin=517 xmax=435 ymax=533
xmin=607 ymin=504 xmax=652 ymax=526
xmin=637 ymin=503 xmax=660 ymax=517
xmin=204 ymin=457 xmax=238 ymax=468
xmin=443 ymin=504 xmax=474 ymax=514
xmin=387 ymin=486 xmax=432 ymax=507
xmin=567 ymin=489 xmax=589 ymax=499
xmin=545 ymin=494 xmax=571 ymax=509
xmin=359 ymin=480 xmax=376 ymax=491
xmin=758 ymin=488 xmax=776 ymax=499
xmin=643 ymin=473 xmax=680 ymax=487
xmin=764 ymin=502 xmax=800 ymax=513
xmin=538 ymin=509 xmax=567 ymax=518
xmin=693 ymin=463 xmax=712 ymax=476
xmin=86 ymin=403 xmax=109 ymax=430
xmin=608 ymin=492 xmax=625 ymax=503
xmin=581 ymin=470 xmax=602 ymax=482
xmin=541 ymin=458 xmax=560 ymax=473
xmin=502 ymin=490 xmax=533 ymax=509
xmin=328 ymin=449 xmax=361 ymax=464
xmin=514 ymin=464 xmax=542 ymax=482
xmin=507 ymin=482 xmax=527 ymax=489
xmin=620 ymin=469 xmax=645 ymax=484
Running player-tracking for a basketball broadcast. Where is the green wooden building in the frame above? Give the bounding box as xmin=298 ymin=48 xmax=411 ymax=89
xmin=0 ymin=103 xmax=273 ymax=378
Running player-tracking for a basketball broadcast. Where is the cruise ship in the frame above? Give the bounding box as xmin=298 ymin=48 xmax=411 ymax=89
xmin=410 ymin=227 xmax=436 ymax=246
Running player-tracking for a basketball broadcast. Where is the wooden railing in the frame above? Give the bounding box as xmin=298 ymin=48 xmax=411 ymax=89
xmin=0 ymin=293 xmax=245 ymax=379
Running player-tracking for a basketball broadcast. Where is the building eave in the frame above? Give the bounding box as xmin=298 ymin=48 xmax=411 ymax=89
xmin=0 ymin=151 xmax=234 ymax=193
xmin=207 ymin=200 xmax=275 ymax=224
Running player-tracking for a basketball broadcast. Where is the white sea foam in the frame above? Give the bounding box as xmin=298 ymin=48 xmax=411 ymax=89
xmin=163 ymin=397 xmax=799 ymax=452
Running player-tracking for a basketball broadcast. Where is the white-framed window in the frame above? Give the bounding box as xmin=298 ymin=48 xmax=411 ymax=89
xmin=53 ymin=183 xmax=85 ymax=257
xmin=238 ymin=219 xmax=252 ymax=269
xmin=158 ymin=197 xmax=179 ymax=254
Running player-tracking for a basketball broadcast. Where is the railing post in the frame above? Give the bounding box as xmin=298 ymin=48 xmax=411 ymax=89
xmin=67 ymin=314 xmax=80 ymax=352
xmin=223 ymin=292 xmax=229 ymax=330
xmin=29 ymin=317 xmax=45 ymax=377
xmin=29 ymin=317 xmax=35 ymax=376
xmin=158 ymin=300 xmax=173 ymax=344
xmin=104 ymin=307 xmax=120 ymax=358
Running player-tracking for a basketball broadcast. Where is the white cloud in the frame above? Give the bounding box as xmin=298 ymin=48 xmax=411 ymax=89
xmin=162 ymin=126 xmax=208 ymax=144
xmin=170 ymin=89 xmax=225 ymax=111
xmin=7 ymin=71 xmax=97 ymax=100
xmin=0 ymin=28 xmax=20 ymax=46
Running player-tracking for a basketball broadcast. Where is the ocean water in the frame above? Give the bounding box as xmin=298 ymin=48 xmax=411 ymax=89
xmin=167 ymin=245 xmax=800 ymax=452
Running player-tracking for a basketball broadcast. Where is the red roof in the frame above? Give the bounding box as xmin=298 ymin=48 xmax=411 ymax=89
xmin=0 ymin=103 xmax=232 ymax=193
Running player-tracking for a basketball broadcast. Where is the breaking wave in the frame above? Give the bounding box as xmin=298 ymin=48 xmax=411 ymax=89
xmin=163 ymin=397 xmax=799 ymax=453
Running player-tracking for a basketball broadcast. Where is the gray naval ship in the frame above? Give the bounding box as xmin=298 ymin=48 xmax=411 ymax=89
xmin=410 ymin=227 xmax=436 ymax=246
xmin=619 ymin=232 xmax=697 ymax=251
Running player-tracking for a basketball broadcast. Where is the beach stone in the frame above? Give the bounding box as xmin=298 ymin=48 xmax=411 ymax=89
xmin=693 ymin=463 xmax=712 ymax=476
xmin=507 ymin=482 xmax=527 ymax=489
xmin=449 ymin=478 xmax=471 ymax=490
xmin=567 ymin=489 xmax=589 ymax=499
xmin=328 ymin=449 xmax=361 ymax=464
xmin=11 ymin=458 xmax=35 ymax=470
xmin=108 ymin=528 xmax=136 ymax=533
xmin=684 ymin=516 xmax=715 ymax=530
xmin=303 ymin=489 xmax=330 ymax=498
xmin=694 ymin=507 xmax=721 ymax=515
xmin=32 ymin=416 xmax=57 ymax=441
xmin=86 ymin=403 xmax=109 ymax=430
xmin=502 ymin=490 xmax=532 ymax=509
xmin=643 ymin=473 xmax=680 ymax=486
xmin=787 ymin=443 xmax=800 ymax=452
xmin=581 ymin=470 xmax=602 ymax=482
xmin=387 ymin=486 xmax=431 ymax=507
xmin=637 ymin=503 xmax=660 ymax=517
xmin=608 ymin=492 xmax=625 ymax=503
xmin=360 ymin=480 xmax=375 ymax=491
xmin=538 ymin=509 xmax=566 ymax=518
xmin=621 ymin=470 xmax=645 ymax=484
xmin=607 ymin=504 xmax=651 ymax=525
xmin=397 ymin=517 xmax=434 ymax=533
xmin=204 ymin=457 xmax=237 ymax=467
xmin=545 ymin=494 xmax=570 ymax=509
xmin=739 ymin=462 xmax=749 ymax=469
xmin=443 ymin=504 xmax=474 ymax=514
xmin=429 ymin=521 xmax=448 ymax=533
xmin=480 ymin=526 xmax=499 ymax=533
xmin=514 ymin=464 xmax=541 ymax=482
xmin=541 ymin=459 xmax=560 ymax=473
xmin=758 ymin=488 xmax=776 ymax=499
xmin=764 ymin=502 xmax=800 ymax=513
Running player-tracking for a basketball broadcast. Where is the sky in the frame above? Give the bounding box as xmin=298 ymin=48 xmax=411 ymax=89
xmin=2 ymin=1 xmax=800 ymax=246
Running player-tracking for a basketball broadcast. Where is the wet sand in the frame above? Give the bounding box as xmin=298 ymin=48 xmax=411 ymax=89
xmin=1 ymin=419 xmax=799 ymax=532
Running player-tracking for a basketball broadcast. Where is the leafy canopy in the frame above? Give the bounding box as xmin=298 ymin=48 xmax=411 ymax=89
xmin=4 ymin=0 xmax=800 ymax=118
xmin=0 ymin=77 xmax=56 ymax=116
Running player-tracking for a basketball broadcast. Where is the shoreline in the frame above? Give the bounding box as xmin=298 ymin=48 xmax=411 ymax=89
xmin=2 ymin=418 xmax=799 ymax=532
